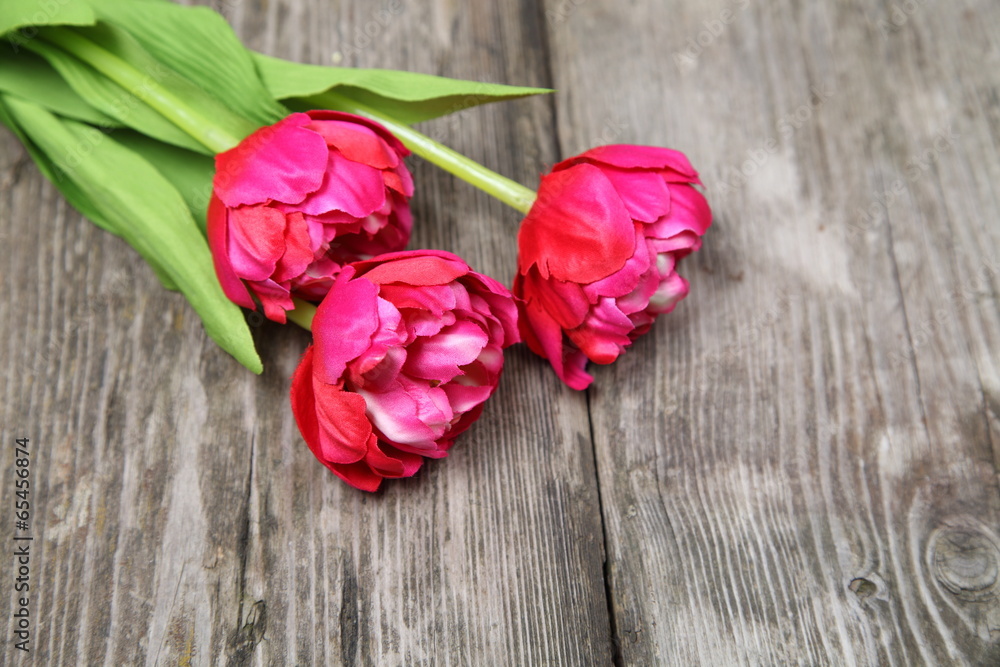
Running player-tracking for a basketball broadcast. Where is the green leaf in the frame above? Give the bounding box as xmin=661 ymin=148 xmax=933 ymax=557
xmin=0 ymin=94 xmax=178 ymax=289
xmin=0 ymin=94 xmax=121 ymax=235
xmin=1 ymin=96 xmax=263 ymax=373
xmin=0 ymin=0 xmax=95 ymax=39
xmin=114 ymin=131 xmax=215 ymax=233
xmin=22 ymin=34 xmax=210 ymax=153
xmin=0 ymin=46 xmax=119 ymax=126
xmin=85 ymin=0 xmax=287 ymax=127
xmin=252 ymin=53 xmax=552 ymax=125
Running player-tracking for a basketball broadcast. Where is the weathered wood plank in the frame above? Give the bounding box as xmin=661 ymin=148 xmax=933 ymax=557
xmin=543 ymin=0 xmax=1000 ymax=664
xmin=221 ymin=0 xmax=612 ymax=663
xmin=6 ymin=0 xmax=998 ymax=664
xmin=0 ymin=134 xmax=255 ymax=664
xmin=0 ymin=1 xmax=612 ymax=666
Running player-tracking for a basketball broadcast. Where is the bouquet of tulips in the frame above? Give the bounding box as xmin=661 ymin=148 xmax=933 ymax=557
xmin=1 ymin=0 xmax=712 ymax=491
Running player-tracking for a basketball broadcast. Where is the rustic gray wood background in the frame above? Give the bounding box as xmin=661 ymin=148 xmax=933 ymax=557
xmin=2 ymin=0 xmax=999 ymax=664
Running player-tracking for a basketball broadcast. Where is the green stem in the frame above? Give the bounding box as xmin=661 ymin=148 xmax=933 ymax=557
xmin=287 ymin=298 xmax=317 ymax=331
xmin=41 ymin=28 xmax=243 ymax=153
xmin=315 ymin=92 xmax=537 ymax=214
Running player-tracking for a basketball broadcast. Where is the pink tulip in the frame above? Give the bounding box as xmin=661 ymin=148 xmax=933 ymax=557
xmin=208 ymin=111 xmax=414 ymax=323
xmin=514 ymin=145 xmax=712 ymax=390
xmin=291 ymin=250 xmax=519 ymax=491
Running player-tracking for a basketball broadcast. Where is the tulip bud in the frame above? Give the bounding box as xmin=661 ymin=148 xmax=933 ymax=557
xmin=208 ymin=111 xmax=414 ymax=323
xmin=291 ymin=250 xmax=519 ymax=491
xmin=514 ymin=145 xmax=712 ymax=390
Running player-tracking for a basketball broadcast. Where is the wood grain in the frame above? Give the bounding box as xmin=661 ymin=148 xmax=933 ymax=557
xmin=1 ymin=0 xmax=998 ymax=664
xmin=543 ymin=0 xmax=1000 ymax=664
xmin=2 ymin=0 xmax=612 ymax=665
xmin=0 ymin=139 xmax=254 ymax=664
xmin=225 ymin=0 xmax=612 ymax=664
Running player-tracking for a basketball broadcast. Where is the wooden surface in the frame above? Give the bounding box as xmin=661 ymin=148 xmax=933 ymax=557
xmin=2 ymin=0 xmax=999 ymax=664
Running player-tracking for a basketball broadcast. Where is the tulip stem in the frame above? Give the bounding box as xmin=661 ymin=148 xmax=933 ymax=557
xmin=287 ymin=299 xmax=317 ymax=331
xmin=39 ymin=28 xmax=246 ymax=154
xmin=314 ymin=92 xmax=538 ymax=214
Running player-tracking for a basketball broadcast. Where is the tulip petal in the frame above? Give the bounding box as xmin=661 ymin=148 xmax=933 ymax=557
xmin=365 ymin=441 xmax=423 ymax=479
xmin=360 ymin=210 xmax=391 ymax=237
xmin=522 ymin=270 xmax=590 ymax=330
xmin=404 ymin=320 xmax=489 ymax=382
xmin=251 ymin=279 xmax=295 ymax=323
xmin=402 ymin=309 xmax=456 ymax=338
xmin=314 ymin=271 xmax=380 ymax=382
xmin=514 ymin=275 xmax=547 ymax=363
xmin=581 ymin=229 xmax=651 ymax=302
xmin=518 ymin=164 xmax=636 ymax=284
xmin=520 ymin=298 xmax=593 ymax=390
xmin=566 ymin=297 xmax=634 ymax=364
xmin=377 ymin=284 xmax=457 ymax=315
xmin=291 ymin=272 xmax=336 ymax=302
xmin=329 ymin=460 xmax=384 ymax=492
xmin=309 ymin=119 xmax=399 ymax=169
xmin=561 ymin=347 xmax=594 ymax=390
xmin=399 ymin=376 xmax=453 ymax=444
xmin=457 ymin=352 xmax=502 ymax=389
xmin=227 ymin=205 xmax=287 ymax=281
xmin=463 ymin=299 xmax=503 ymax=345
xmin=390 ymin=193 xmax=413 ymax=236
xmin=448 ymin=283 xmax=472 ymax=314
xmin=385 ymin=163 xmax=415 ymax=197
xmin=207 ymin=194 xmax=256 ymax=311
xmin=648 ymin=184 xmax=713 ymax=238
xmin=365 ymin=297 xmax=406 ymax=359
xmin=397 ymin=165 xmax=415 ymax=197
xmin=301 ymin=209 xmax=367 ymax=229
xmin=291 ymin=346 xmax=373 ymax=467
xmin=648 ymin=231 xmax=702 ymax=255
xmin=443 ymin=377 xmax=495 ymax=414
xmin=214 ymin=112 xmax=327 ymax=207
xmin=615 ymin=260 xmax=662 ymax=316
xmin=357 ymin=381 xmax=441 ymax=451
xmin=298 ymin=152 xmax=386 ymax=218
xmin=357 ymin=345 xmax=407 ymax=392
xmin=305 ymin=110 xmax=409 ymax=158
xmin=313 ymin=383 xmax=373 ymax=465
xmin=273 ymin=212 xmax=314 ymax=283
xmin=474 ymin=344 xmax=505 ymax=377
xmin=647 ymin=271 xmax=690 ymax=314
xmin=467 ymin=288 xmax=520 ymax=345
xmin=462 ymin=270 xmax=514 ymax=299
xmin=359 ymin=253 xmax=468 ymax=286
xmin=601 ymin=169 xmax=672 ymax=223
xmin=567 ymin=144 xmax=700 ymax=180
xmin=349 ymin=297 xmax=406 ymax=382
xmin=443 ymin=402 xmax=486 ymax=441
xmin=290 ymin=346 xmax=322 ymax=442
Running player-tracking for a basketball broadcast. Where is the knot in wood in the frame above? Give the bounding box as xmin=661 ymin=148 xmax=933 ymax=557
xmin=848 ymin=578 xmax=878 ymax=600
xmin=931 ymin=528 xmax=1000 ymax=601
